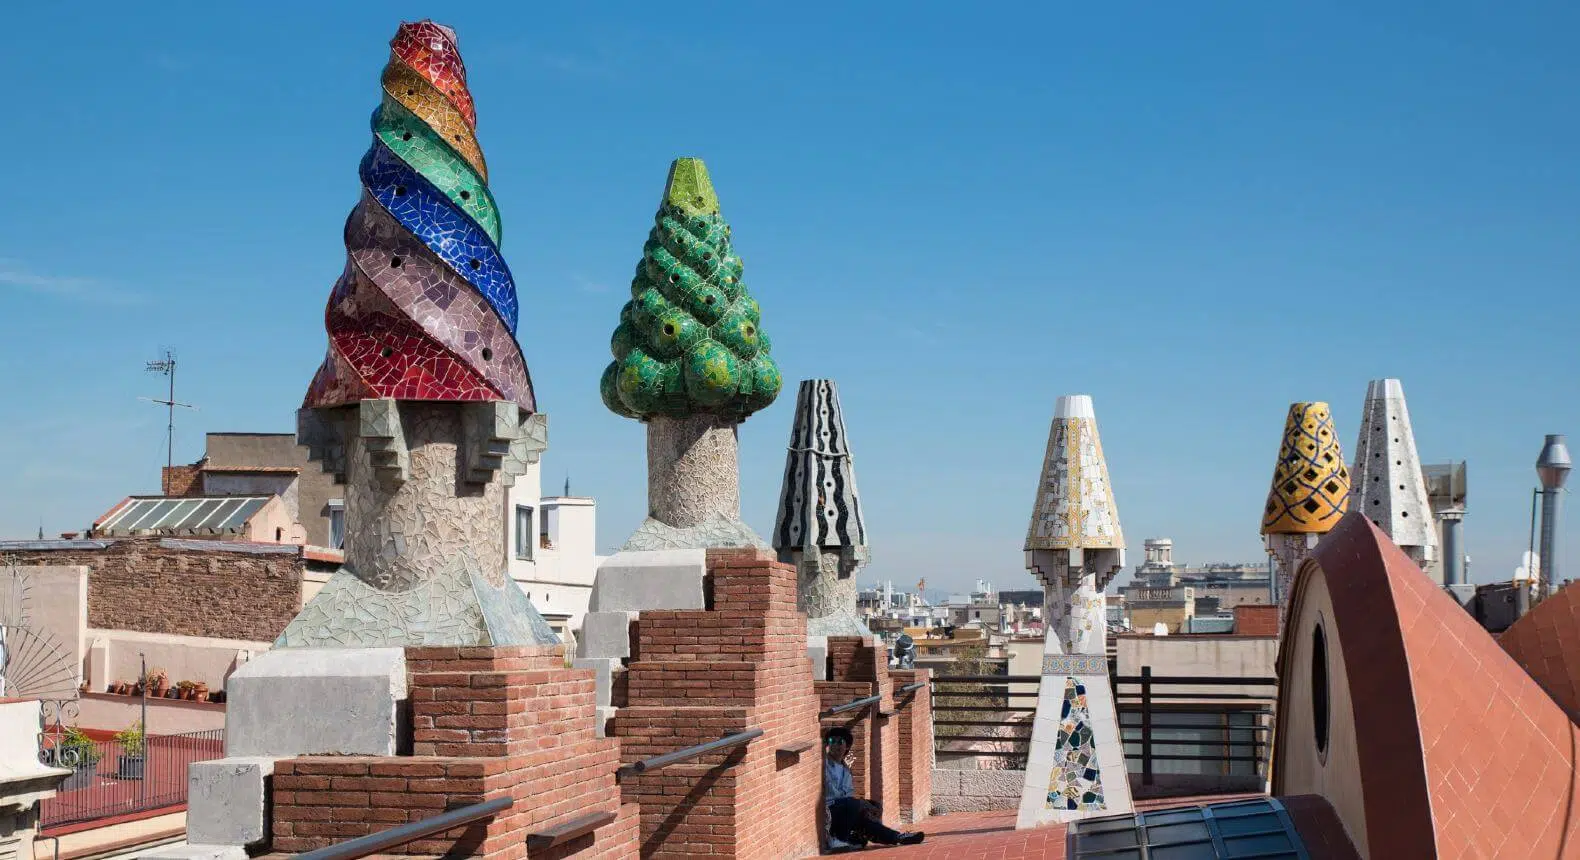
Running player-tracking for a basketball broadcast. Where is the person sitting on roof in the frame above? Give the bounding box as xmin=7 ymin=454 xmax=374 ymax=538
xmin=823 ymin=727 xmax=924 ymax=849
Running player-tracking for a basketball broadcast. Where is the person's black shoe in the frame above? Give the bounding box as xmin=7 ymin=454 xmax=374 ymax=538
xmin=897 ymin=832 xmax=924 ymax=845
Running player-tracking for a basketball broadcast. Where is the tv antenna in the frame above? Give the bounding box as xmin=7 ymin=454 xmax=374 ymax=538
xmin=141 ymin=349 xmax=198 ymax=476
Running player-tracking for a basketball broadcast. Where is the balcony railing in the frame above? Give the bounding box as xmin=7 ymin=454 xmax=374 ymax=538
xmin=931 ymin=666 xmax=1278 ymax=792
xmin=1113 ymin=666 xmax=1277 ymax=790
xmin=38 ymin=729 xmax=225 ymax=829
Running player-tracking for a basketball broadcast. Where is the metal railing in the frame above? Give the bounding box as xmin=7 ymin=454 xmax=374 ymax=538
xmin=1114 ymin=666 xmax=1277 ymax=786
xmin=930 ymin=667 xmax=1280 ymax=783
xmin=38 ymin=729 xmax=225 ymax=829
xmin=292 ymin=796 xmax=513 ymax=860
xmin=617 ymin=729 xmax=763 ymax=777
xmin=821 ymin=694 xmax=882 ymax=717
xmin=932 ymin=674 xmax=1039 ymax=764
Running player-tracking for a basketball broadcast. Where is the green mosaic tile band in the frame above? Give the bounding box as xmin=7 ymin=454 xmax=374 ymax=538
xmin=382 ymin=61 xmax=488 ymax=180
xmin=374 ymin=97 xmax=502 ymax=245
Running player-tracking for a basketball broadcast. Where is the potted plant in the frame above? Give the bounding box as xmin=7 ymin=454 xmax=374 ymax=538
xmin=113 ymin=721 xmax=146 ymax=780
xmin=194 ymin=682 xmax=210 ymax=703
xmin=176 ymin=680 xmax=196 ymax=700
xmin=146 ymin=668 xmax=170 ymax=699
xmin=56 ymin=728 xmax=101 ymax=791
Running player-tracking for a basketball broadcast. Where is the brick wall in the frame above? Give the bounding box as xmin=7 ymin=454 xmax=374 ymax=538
xmin=1234 ymin=604 xmax=1279 ymax=636
xmin=161 ymin=463 xmax=204 ymax=496
xmin=889 ymin=668 xmax=933 ymax=824
xmin=818 ymin=636 xmax=901 ymax=828
xmin=4 ymin=538 xmax=302 ymax=641
xmin=272 ymin=645 xmax=639 ymax=859
xmin=612 ymin=549 xmax=822 ymax=859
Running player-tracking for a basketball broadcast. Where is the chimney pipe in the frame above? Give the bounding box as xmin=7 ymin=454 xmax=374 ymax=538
xmin=1536 ymin=434 xmax=1571 ymax=596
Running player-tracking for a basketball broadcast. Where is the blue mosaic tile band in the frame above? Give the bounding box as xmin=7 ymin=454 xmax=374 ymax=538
xmin=359 ymin=140 xmax=517 ymax=332
xmin=1043 ymin=654 xmax=1108 ymax=676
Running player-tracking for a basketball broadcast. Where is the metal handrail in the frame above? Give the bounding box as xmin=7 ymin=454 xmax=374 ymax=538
xmin=821 ymin=694 xmax=881 ymax=716
xmin=1113 ymin=675 xmax=1278 ymax=685
xmin=618 ymin=729 xmax=762 ymax=776
xmin=931 ymin=674 xmax=1042 ymax=683
xmin=897 ymin=681 xmax=928 ymax=694
xmin=291 ymin=796 xmax=513 ymax=860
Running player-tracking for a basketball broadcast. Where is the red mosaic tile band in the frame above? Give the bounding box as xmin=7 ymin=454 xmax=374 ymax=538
xmin=389 ymin=21 xmax=477 ymax=130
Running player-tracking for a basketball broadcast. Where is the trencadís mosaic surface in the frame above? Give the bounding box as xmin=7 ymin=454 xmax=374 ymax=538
xmin=1048 ymin=677 xmax=1105 ymax=811
xmin=1261 ymin=402 xmax=1350 ymax=534
xmin=600 ymin=158 xmax=781 ymax=422
xmin=306 ymin=20 xmax=532 ymax=411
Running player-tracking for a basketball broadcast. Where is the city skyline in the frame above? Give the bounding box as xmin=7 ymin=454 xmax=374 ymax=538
xmin=2 ymin=2 xmax=1576 ymax=595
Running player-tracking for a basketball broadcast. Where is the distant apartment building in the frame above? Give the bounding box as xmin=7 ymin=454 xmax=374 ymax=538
xmin=857 ymin=582 xmax=940 ymax=629
xmin=1124 ymin=585 xmax=1195 ymax=633
xmin=1113 ymin=538 xmax=1271 ymax=633
xmin=159 ymin=432 xmax=343 ymax=548
xmin=505 ymin=474 xmax=605 ymax=637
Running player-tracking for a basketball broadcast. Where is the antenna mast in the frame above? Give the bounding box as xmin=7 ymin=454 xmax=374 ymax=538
xmin=143 ymin=349 xmax=198 ymax=478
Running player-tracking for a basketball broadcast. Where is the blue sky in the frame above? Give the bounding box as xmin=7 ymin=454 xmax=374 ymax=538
xmin=1 ymin=2 xmax=1575 ymax=594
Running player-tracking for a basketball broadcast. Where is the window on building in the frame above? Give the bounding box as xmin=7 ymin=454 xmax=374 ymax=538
xmin=328 ymin=500 xmax=345 ymax=549
xmin=515 ymin=505 xmax=534 ymax=560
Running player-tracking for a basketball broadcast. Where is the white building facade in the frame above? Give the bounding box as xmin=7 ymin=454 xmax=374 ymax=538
xmin=505 ymin=462 xmax=605 ymax=640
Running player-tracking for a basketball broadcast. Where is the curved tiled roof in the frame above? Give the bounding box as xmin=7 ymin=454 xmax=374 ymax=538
xmin=1275 ymin=514 xmax=1580 ymax=858
xmin=1498 ymin=580 xmax=1580 ymax=723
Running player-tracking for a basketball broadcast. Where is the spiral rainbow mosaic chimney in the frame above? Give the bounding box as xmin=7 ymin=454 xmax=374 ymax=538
xmin=305 ymin=20 xmax=533 ymax=411
xmin=285 ymin=21 xmax=554 ymax=648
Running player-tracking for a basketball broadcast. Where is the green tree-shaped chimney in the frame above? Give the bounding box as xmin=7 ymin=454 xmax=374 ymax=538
xmin=600 ymin=158 xmax=781 ymax=422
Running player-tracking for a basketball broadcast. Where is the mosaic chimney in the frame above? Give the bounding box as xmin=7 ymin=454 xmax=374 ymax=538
xmin=598 ymin=158 xmax=782 ymax=550
xmin=772 ymin=379 xmax=872 ymax=639
xmin=1261 ymin=401 xmax=1351 ymax=629
xmin=284 ymin=20 xmax=555 ymax=648
xmin=1350 ymin=379 xmax=1438 ymax=572
xmin=1017 ymin=395 xmax=1133 ymax=828
xmin=1024 ymin=394 xmax=1125 ymax=656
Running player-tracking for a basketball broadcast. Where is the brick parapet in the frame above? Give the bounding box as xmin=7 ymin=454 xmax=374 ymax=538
xmin=268 ymin=645 xmax=637 ymax=859
xmin=817 ymin=636 xmax=902 ymax=828
xmin=607 ymin=549 xmax=820 ymax=858
xmin=889 ymin=668 xmax=933 ymax=824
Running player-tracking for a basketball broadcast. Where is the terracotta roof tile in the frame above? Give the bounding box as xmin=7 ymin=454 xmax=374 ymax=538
xmin=1498 ymin=580 xmax=1580 ymax=723
xmin=1283 ymin=515 xmax=1580 ymax=858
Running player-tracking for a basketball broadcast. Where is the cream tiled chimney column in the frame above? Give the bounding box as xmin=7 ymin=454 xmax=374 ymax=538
xmin=1017 ymin=395 xmax=1132 ymax=828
